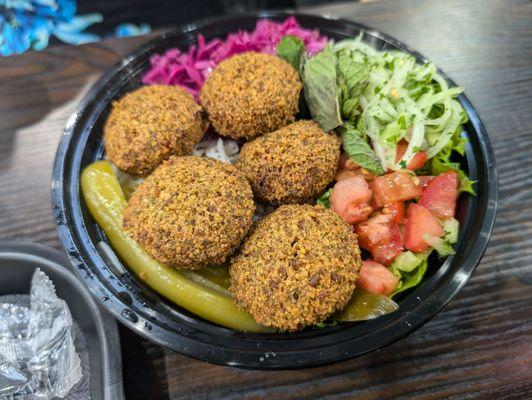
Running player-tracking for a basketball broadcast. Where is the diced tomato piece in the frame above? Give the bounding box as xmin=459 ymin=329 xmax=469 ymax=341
xmin=369 ymin=172 xmax=423 ymax=207
xmin=330 ymin=176 xmax=373 ymax=224
xmin=395 ymin=140 xmax=408 ymax=163
xmin=418 ymin=170 xmax=459 ymax=219
xmin=394 ymin=140 xmax=427 ymax=171
xmin=407 ymin=152 xmax=428 ymax=171
xmin=383 ymin=202 xmax=406 ymax=224
xmin=357 ymin=260 xmax=399 ymax=296
xmin=356 ymin=213 xmax=404 ymax=265
xmin=417 ymin=175 xmax=435 ymax=190
xmin=405 ymin=203 xmax=444 ymax=252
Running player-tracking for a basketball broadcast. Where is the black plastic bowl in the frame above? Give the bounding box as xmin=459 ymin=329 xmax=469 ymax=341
xmin=52 ymin=12 xmax=497 ymax=369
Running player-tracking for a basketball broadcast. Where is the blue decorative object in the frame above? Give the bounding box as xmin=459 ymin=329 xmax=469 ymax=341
xmin=114 ymin=22 xmax=151 ymax=38
xmin=0 ymin=0 xmax=151 ymax=56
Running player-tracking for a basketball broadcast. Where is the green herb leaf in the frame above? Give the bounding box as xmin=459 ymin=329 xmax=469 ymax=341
xmin=277 ymin=35 xmax=306 ymax=71
xmin=316 ymin=188 xmax=333 ymax=208
xmin=336 ymin=49 xmax=369 ymax=121
xmin=302 ymin=44 xmax=343 ymax=132
xmin=337 ymin=123 xmax=385 ymax=175
xmin=342 ymin=97 xmax=360 ymax=121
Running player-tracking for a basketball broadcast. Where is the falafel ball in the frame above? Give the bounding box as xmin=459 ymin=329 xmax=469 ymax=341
xmin=236 ymin=120 xmax=341 ymax=205
xmin=123 ymin=156 xmax=255 ymax=269
xmin=104 ymin=85 xmax=208 ymax=176
xmin=230 ymin=204 xmax=361 ymax=331
xmin=199 ymin=52 xmax=301 ymax=140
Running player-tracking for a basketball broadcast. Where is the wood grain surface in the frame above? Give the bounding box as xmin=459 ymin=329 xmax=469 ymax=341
xmin=0 ymin=0 xmax=531 ymax=398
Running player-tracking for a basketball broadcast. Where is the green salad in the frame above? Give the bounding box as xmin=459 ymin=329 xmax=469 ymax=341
xmin=278 ymin=35 xmax=474 ymax=298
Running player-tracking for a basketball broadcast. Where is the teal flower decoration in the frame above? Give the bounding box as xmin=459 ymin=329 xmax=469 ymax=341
xmin=114 ymin=22 xmax=150 ymax=38
xmin=0 ymin=0 xmax=151 ymax=56
xmin=0 ymin=0 xmax=102 ymax=55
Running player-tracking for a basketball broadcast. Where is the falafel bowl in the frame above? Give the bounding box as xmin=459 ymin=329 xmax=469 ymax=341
xmin=52 ymin=13 xmax=496 ymax=368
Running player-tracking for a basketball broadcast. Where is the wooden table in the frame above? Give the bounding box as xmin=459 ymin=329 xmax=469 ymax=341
xmin=1 ymin=0 xmax=531 ymax=398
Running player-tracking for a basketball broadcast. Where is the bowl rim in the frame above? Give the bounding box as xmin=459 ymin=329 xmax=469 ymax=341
xmin=51 ymin=11 xmax=498 ymax=369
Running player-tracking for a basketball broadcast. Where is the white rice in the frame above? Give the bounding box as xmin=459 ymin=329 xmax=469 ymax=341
xmin=192 ymin=137 xmax=240 ymax=164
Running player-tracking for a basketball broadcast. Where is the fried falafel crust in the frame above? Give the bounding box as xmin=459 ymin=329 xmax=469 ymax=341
xmin=104 ymin=85 xmax=208 ymax=176
xmin=236 ymin=120 xmax=341 ymax=205
xmin=230 ymin=205 xmax=361 ymax=331
xmin=123 ymin=156 xmax=255 ymax=269
xmin=199 ymin=52 xmax=301 ymax=140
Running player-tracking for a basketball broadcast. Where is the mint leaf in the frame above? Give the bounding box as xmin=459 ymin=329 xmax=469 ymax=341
xmin=302 ymin=44 xmax=343 ymax=132
xmin=337 ymin=123 xmax=385 ymax=175
xmin=277 ymin=35 xmax=306 ymax=71
xmin=336 ymin=49 xmax=369 ymax=121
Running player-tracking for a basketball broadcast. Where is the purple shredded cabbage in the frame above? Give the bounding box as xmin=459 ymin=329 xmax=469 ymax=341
xmin=141 ymin=17 xmax=328 ymax=98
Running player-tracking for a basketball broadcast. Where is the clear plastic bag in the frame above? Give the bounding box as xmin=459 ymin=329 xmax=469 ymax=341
xmin=0 ymin=269 xmax=82 ymax=399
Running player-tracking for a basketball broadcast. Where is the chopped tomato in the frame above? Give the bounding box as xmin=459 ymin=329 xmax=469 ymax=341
xmin=395 ymin=140 xmax=408 ymax=163
xmin=356 ymin=213 xmax=403 ymax=265
xmin=404 ymin=203 xmax=444 ymax=252
xmin=357 ymin=260 xmax=399 ymax=296
xmin=369 ymin=172 xmax=423 ymax=207
xmin=419 ymin=170 xmax=459 ymax=219
xmin=407 ymin=152 xmax=428 ymax=171
xmin=394 ymin=140 xmax=427 ymax=171
xmin=383 ymin=202 xmax=406 ymax=224
xmin=330 ymin=176 xmax=373 ymax=224
xmin=417 ymin=175 xmax=435 ymax=190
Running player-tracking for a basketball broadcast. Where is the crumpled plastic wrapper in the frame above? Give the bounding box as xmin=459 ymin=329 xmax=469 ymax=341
xmin=0 ymin=269 xmax=82 ymax=399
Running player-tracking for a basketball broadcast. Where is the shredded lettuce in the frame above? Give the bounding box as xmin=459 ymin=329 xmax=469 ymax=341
xmin=443 ymin=218 xmax=459 ymax=243
xmin=391 ymin=250 xmax=428 ymax=273
xmin=390 ymin=252 xmax=430 ymax=297
xmin=424 ymin=234 xmax=455 ymax=257
xmin=334 ymin=38 xmax=469 ymax=175
xmin=425 ymin=217 xmax=460 ymax=257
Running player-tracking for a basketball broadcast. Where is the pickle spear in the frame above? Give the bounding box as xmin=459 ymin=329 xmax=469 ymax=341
xmin=336 ymin=289 xmax=399 ymax=321
xmin=81 ymin=160 xmax=271 ymax=333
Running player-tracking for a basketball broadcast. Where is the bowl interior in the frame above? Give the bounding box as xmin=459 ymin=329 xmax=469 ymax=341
xmin=52 ymin=12 xmax=497 ymax=369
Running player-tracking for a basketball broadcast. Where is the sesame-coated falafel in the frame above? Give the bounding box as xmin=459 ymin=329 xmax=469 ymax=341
xmin=236 ymin=120 xmax=341 ymax=205
xmin=123 ymin=156 xmax=255 ymax=269
xmin=230 ymin=204 xmax=361 ymax=331
xmin=199 ymin=52 xmax=301 ymax=140
xmin=104 ymin=85 xmax=208 ymax=176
